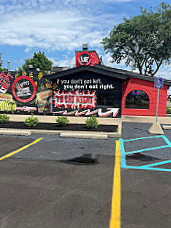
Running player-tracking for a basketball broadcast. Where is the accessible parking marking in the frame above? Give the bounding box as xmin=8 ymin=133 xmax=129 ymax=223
xmin=110 ymin=140 xmax=121 ymax=228
xmin=0 ymin=137 xmax=43 ymax=161
xmin=120 ymin=135 xmax=171 ymax=172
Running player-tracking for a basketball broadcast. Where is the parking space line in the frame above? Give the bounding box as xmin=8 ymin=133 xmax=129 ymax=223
xmin=110 ymin=140 xmax=121 ymax=228
xmin=120 ymin=138 xmax=126 ymax=167
xmin=120 ymin=165 xmax=171 ymax=172
xmin=162 ymin=135 xmax=171 ymax=147
xmin=125 ymin=145 xmax=170 ymax=155
xmin=140 ymin=160 xmax=171 ymax=168
xmin=0 ymin=138 xmax=43 ymax=161
xmin=123 ymin=135 xmax=162 ymax=142
xmin=120 ymin=136 xmax=171 ymax=172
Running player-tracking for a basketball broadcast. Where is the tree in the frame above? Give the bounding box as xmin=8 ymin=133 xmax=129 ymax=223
xmin=21 ymin=51 xmax=53 ymax=72
xmin=0 ymin=53 xmax=3 ymax=68
xmin=102 ymin=2 xmax=171 ymax=76
xmin=0 ymin=53 xmax=7 ymax=72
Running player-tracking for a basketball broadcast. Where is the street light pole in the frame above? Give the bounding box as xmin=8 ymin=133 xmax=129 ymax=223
xmin=7 ymin=61 xmax=10 ymax=71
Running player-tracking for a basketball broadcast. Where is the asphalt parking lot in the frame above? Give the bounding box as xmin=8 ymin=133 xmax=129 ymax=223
xmin=121 ymin=123 xmax=171 ymax=228
xmin=0 ymin=122 xmax=171 ymax=228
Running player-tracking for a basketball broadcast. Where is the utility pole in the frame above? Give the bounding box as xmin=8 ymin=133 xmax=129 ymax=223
xmin=7 ymin=61 xmax=10 ymax=71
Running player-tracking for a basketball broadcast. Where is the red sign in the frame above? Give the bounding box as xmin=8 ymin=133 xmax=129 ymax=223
xmin=53 ymin=90 xmax=96 ymax=110
xmin=12 ymin=76 xmax=37 ymax=103
xmin=78 ymin=52 xmax=91 ymax=66
xmin=75 ymin=50 xmax=101 ymax=67
xmin=0 ymin=71 xmax=13 ymax=93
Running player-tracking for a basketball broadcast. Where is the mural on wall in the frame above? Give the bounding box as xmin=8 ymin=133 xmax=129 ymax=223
xmin=12 ymin=76 xmax=37 ymax=103
xmin=36 ymin=71 xmax=52 ymax=113
xmin=0 ymin=72 xmax=13 ymax=93
xmin=52 ymin=76 xmax=121 ymax=117
xmin=53 ymin=90 xmax=96 ymax=109
xmin=0 ymin=71 xmax=52 ymax=113
xmin=0 ymin=71 xmax=16 ymax=111
xmin=0 ymin=70 xmax=121 ymax=117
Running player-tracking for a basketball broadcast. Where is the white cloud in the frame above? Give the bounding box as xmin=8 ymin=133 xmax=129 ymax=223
xmin=50 ymin=56 xmax=75 ymax=67
xmin=158 ymin=65 xmax=171 ymax=80
xmin=24 ymin=48 xmax=31 ymax=53
xmin=0 ymin=7 xmax=122 ymax=51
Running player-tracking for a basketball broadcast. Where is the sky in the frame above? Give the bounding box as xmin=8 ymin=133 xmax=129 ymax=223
xmin=0 ymin=0 xmax=170 ymax=84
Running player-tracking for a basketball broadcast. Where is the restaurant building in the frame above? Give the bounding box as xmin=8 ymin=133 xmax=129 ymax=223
xmin=0 ymin=45 xmax=170 ymax=117
xmin=46 ymin=45 xmax=171 ymax=118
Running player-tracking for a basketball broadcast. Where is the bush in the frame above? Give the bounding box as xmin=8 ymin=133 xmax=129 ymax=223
xmin=24 ymin=114 xmax=39 ymax=127
xmin=85 ymin=115 xmax=98 ymax=129
xmin=166 ymin=106 xmax=171 ymax=114
xmin=0 ymin=113 xmax=9 ymax=124
xmin=56 ymin=116 xmax=69 ymax=126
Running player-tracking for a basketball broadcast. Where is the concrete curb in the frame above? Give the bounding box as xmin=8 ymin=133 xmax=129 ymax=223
xmin=0 ymin=115 xmax=123 ymax=138
xmin=0 ymin=127 xmax=122 ymax=139
xmin=60 ymin=132 xmax=108 ymax=140
xmin=162 ymin=125 xmax=171 ymax=130
xmin=0 ymin=129 xmax=31 ymax=136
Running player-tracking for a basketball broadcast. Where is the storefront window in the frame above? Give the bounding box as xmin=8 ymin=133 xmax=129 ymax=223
xmin=125 ymin=90 xmax=149 ymax=109
xmin=97 ymin=93 xmax=115 ymax=106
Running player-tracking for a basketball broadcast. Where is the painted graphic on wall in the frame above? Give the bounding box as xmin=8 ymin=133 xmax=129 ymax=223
xmin=0 ymin=71 xmax=52 ymax=113
xmin=52 ymin=76 xmax=121 ymax=117
xmin=53 ymin=108 xmax=119 ymax=117
xmin=0 ymin=72 xmax=16 ymax=111
xmin=53 ymin=90 xmax=96 ymax=109
xmin=0 ymin=70 xmax=121 ymax=117
xmin=12 ymin=76 xmax=37 ymax=103
xmin=0 ymin=71 xmax=13 ymax=93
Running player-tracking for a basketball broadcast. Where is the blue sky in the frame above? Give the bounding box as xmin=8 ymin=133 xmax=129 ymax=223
xmin=0 ymin=0 xmax=170 ymax=82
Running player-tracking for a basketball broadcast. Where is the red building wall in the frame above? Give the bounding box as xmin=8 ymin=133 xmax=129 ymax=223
xmin=122 ymin=77 xmax=168 ymax=117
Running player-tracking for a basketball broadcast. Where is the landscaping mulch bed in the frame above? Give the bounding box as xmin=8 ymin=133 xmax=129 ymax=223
xmin=0 ymin=122 xmax=118 ymax=132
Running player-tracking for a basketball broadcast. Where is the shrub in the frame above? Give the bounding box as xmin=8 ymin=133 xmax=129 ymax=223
xmin=0 ymin=113 xmax=9 ymax=124
xmin=85 ymin=115 xmax=98 ymax=129
xmin=24 ymin=114 xmax=39 ymax=127
xmin=166 ymin=106 xmax=171 ymax=114
xmin=56 ymin=116 xmax=69 ymax=126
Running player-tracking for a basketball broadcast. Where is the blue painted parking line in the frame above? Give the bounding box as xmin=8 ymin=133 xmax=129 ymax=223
xmin=125 ymin=145 xmax=170 ymax=155
xmin=123 ymin=135 xmax=162 ymax=142
xmin=120 ymin=136 xmax=171 ymax=172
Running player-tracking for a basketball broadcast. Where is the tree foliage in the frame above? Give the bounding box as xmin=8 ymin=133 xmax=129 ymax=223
xmin=21 ymin=51 xmax=53 ymax=72
xmin=0 ymin=53 xmax=3 ymax=68
xmin=0 ymin=53 xmax=7 ymax=72
xmin=102 ymin=2 xmax=171 ymax=76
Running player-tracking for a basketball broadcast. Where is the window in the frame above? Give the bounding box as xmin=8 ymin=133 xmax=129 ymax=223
xmin=125 ymin=90 xmax=149 ymax=109
xmin=97 ymin=93 xmax=115 ymax=106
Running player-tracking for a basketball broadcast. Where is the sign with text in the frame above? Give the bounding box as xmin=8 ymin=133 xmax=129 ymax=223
xmin=56 ymin=78 xmax=115 ymax=91
xmin=53 ymin=90 xmax=96 ymax=110
xmin=12 ymin=76 xmax=37 ymax=103
xmin=52 ymin=74 xmax=122 ymax=117
xmin=155 ymin=77 xmax=163 ymax=89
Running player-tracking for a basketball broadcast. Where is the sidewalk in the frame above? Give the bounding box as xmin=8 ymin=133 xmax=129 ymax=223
xmin=1 ymin=114 xmax=122 ymax=139
xmin=6 ymin=114 xmax=171 ymax=124
xmin=0 ymin=114 xmax=170 ymax=138
xmin=122 ymin=115 xmax=171 ymax=124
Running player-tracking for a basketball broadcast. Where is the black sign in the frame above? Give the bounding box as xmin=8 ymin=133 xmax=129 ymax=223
xmin=12 ymin=76 xmax=37 ymax=103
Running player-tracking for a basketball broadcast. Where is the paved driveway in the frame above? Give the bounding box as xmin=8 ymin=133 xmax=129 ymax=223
xmin=0 ymin=122 xmax=170 ymax=228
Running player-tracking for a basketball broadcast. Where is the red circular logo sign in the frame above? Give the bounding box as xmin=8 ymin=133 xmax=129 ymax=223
xmin=78 ymin=52 xmax=91 ymax=66
xmin=12 ymin=76 xmax=37 ymax=103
